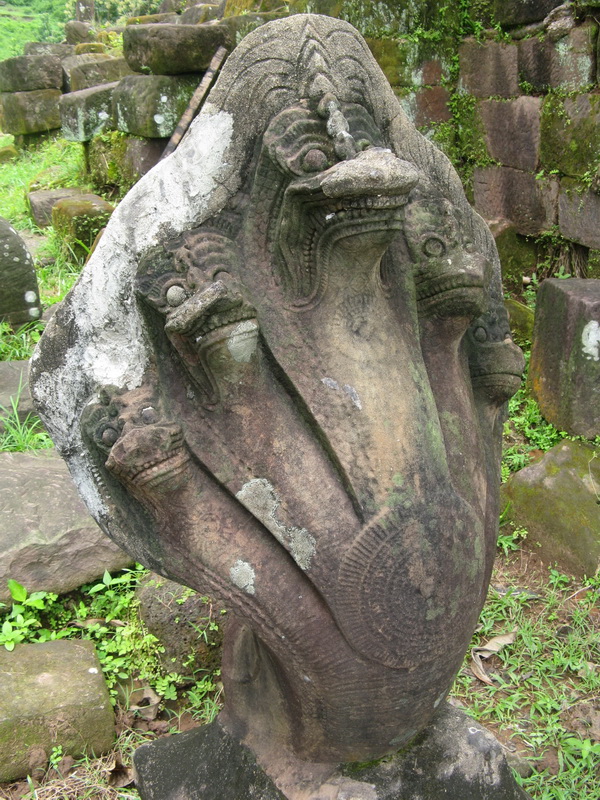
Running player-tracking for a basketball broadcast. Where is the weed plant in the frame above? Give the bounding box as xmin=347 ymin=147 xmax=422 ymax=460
xmin=0 ymin=321 xmax=43 ymax=361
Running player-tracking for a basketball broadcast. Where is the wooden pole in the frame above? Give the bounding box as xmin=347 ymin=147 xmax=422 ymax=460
xmin=161 ymin=45 xmax=228 ymax=160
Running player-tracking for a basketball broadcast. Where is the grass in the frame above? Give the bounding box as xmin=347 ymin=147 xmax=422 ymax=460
xmin=0 ymin=2 xmax=64 ymax=62
xmin=452 ymin=558 xmax=600 ymax=800
xmin=0 ymin=138 xmax=88 ymax=230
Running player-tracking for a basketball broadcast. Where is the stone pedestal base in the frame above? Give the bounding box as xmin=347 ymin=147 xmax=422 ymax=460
xmin=133 ymin=704 xmax=532 ymax=800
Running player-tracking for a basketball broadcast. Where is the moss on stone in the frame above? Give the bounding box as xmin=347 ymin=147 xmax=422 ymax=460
xmin=87 ymin=130 xmax=129 ymax=191
xmin=587 ymin=249 xmax=600 ymax=278
xmin=540 ymin=93 xmax=600 ymax=179
xmin=74 ymin=42 xmax=106 ymax=54
xmin=52 ymin=194 xmax=114 ymax=261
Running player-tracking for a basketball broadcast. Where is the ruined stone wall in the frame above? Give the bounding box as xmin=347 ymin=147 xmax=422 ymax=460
xmin=2 ymin=0 xmax=599 ymax=286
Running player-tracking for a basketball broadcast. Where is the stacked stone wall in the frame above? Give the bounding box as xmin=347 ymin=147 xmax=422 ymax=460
xmin=1 ymin=0 xmax=600 ymax=285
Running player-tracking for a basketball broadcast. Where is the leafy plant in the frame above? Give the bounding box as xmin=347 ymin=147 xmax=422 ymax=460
xmin=0 ymin=392 xmax=53 ymax=452
xmin=0 ymin=320 xmax=43 ymax=361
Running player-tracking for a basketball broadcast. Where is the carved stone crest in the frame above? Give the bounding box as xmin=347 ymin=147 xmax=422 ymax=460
xmin=31 ymin=14 xmax=525 ymax=798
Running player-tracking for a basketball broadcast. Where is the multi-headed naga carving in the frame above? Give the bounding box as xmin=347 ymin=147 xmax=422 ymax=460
xmin=31 ymin=14 xmax=524 ymax=797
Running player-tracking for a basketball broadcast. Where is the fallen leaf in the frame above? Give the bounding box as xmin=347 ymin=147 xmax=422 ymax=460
xmin=107 ymin=754 xmax=134 ymax=788
xmin=471 ymin=652 xmax=495 ymax=686
xmin=474 ymin=629 xmax=518 ymax=660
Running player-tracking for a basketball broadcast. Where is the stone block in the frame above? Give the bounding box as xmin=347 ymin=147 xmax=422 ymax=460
xmin=459 ymin=38 xmax=519 ymax=98
xmin=0 ymin=360 xmax=35 ymax=433
xmin=179 ymin=4 xmax=222 ymax=24
xmin=123 ymin=22 xmax=231 ymax=74
xmin=0 ymin=144 xmax=18 ymax=163
xmin=137 ymin=573 xmax=224 ymax=673
xmin=52 ymin=194 xmax=114 ymax=259
xmin=0 ymin=217 xmax=40 ymax=326
xmin=87 ymin=132 xmax=167 ymax=190
xmin=540 ymin=93 xmax=600 ymax=179
xmin=0 ymin=55 xmax=62 ymax=92
xmin=0 ymin=449 xmax=133 ymax=603
xmin=492 ymin=0 xmax=563 ymax=26
xmin=113 ymin=74 xmax=199 ymax=137
xmin=477 ymin=97 xmax=541 ymax=171
xmin=505 ymin=297 xmax=535 ymax=342
xmin=0 ymin=640 xmax=114 ymax=782
xmin=134 ymin=706 xmax=531 ymax=800
xmin=27 ymin=187 xmax=84 ymax=228
xmin=23 ymin=42 xmax=75 ymax=58
xmin=60 ymin=82 xmax=117 ymax=142
xmin=489 ymin=218 xmax=538 ymax=293
xmin=74 ymin=42 xmax=107 ymax=54
xmin=414 ymin=85 xmax=451 ymax=128
xmin=0 ymin=89 xmax=60 ymax=135
xmin=559 ymin=181 xmax=600 ymax=250
xmin=473 ymin=167 xmax=558 ymax=235
xmin=501 ymin=440 xmax=600 ymax=577
xmin=61 ymin=53 xmax=113 ymax=92
xmin=123 ymin=136 xmax=167 ymax=179
xmin=519 ymin=22 xmax=597 ymax=92
xmin=65 ymin=20 xmax=98 ymax=44
xmin=219 ymin=12 xmax=289 ymax=43
xmin=70 ymin=56 xmax=134 ymax=92
xmin=529 ymin=278 xmax=600 ymax=437
xmin=126 ymin=12 xmax=179 ymax=24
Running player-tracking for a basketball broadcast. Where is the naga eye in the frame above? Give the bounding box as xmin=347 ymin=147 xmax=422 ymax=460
xmin=166 ymin=284 xmax=187 ymax=307
xmin=422 ymin=236 xmax=446 ymax=258
xmin=99 ymin=425 xmax=119 ymax=447
xmin=356 ymin=139 xmax=371 ymax=151
xmin=463 ymin=241 xmax=475 ymax=253
xmin=141 ymin=406 xmax=158 ymax=425
xmin=302 ymin=148 xmax=329 ymax=172
xmin=473 ymin=326 xmax=488 ymax=343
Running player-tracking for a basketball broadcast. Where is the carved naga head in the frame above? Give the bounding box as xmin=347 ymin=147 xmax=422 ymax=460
xmin=30 ymin=14 xmax=524 ymax=787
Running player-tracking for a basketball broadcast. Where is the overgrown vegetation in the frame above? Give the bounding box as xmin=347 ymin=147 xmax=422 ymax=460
xmin=0 ymin=1 xmax=64 ymax=61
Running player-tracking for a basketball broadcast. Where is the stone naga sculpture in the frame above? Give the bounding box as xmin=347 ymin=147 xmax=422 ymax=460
xmin=31 ymin=14 xmax=524 ymax=796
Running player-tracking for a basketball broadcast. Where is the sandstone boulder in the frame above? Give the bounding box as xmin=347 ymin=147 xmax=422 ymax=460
xmin=501 ymin=440 xmax=600 ymax=577
xmin=60 ymin=82 xmax=117 ymax=142
xmin=0 ymin=449 xmax=133 ymax=604
xmin=123 ymin=22 xmax=231 ymax=74
xmin=113 ymin=74 xmax=199 ymax=137
xmin=0 ymin=640 xmax=114 ymax=783
xmin=0 ymin=89 xmax=61 ymax=135
xmin=529 ymin=278 xmax=600 ymax=437
xmin=0 ymin=55 xmax=62 ymax=92
xmin=0 ymin=217 xmax=40 ymax=325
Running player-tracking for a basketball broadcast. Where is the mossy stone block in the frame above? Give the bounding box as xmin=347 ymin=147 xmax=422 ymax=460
xmin=65 ymin=19 xmax=98 ymax=44
xmin=60 ymin=82 xmax=117 ymax=142
xmin=0 ymin=89 xmax=60 ymax=135
xmin=180 ymin=4 xmax=222 ymax=24
xmin=62 ymin=53 xmax=113 ymax=91
xmin=0 ymin=640 xmax=114 ymax=783
xmin=224 ymin=0 xmax=286 ymax=13
xmin=505 ymin=298 xmax=535 ymax=343
xmin=501 ymin=440 xmax=600 ymax=578
xmin=0 ymin=144 xmax=18 ymax=163
xmin=113 ymin=74 xmax=199 ymax=137
xmin=0 ymin=55 xmax=62 ymax=92
xmin=70 ymin=56 xmax=134 ymax=92
xmin=540 ymin=93 xmax=600 ymax=179
xmin=123 ymin=23 xmax=231 ymax=75
xmin=52 ymin=194 xmax=114 ymax=260
xmin=74 ymin=42 xmax=107 ymax=54
xmin=24 ymin=42 xmax=75 ymax=58
xmin=221 ymin=12 xmax=290 ymax=44
xmin=529 ymin=277 xmax=600 ymax=437
xmin=88 ymin=131 xmax=167 ymax=191
xmin=125 ymin=12 xmax=179 ymax=24
xmin=365 ymin=38 xmax=420 ymax=88
xmin=490 ymin=219 xmax=538 ymax=293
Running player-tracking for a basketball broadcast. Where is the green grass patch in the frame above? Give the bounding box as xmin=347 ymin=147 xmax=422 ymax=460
xmin=0 ymin=137 xmax=88 ymax=230
xmin=453 ymin=565 xmax=600 ymax=800
xmin=0 ymin=2 xmax=63 ymax=61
